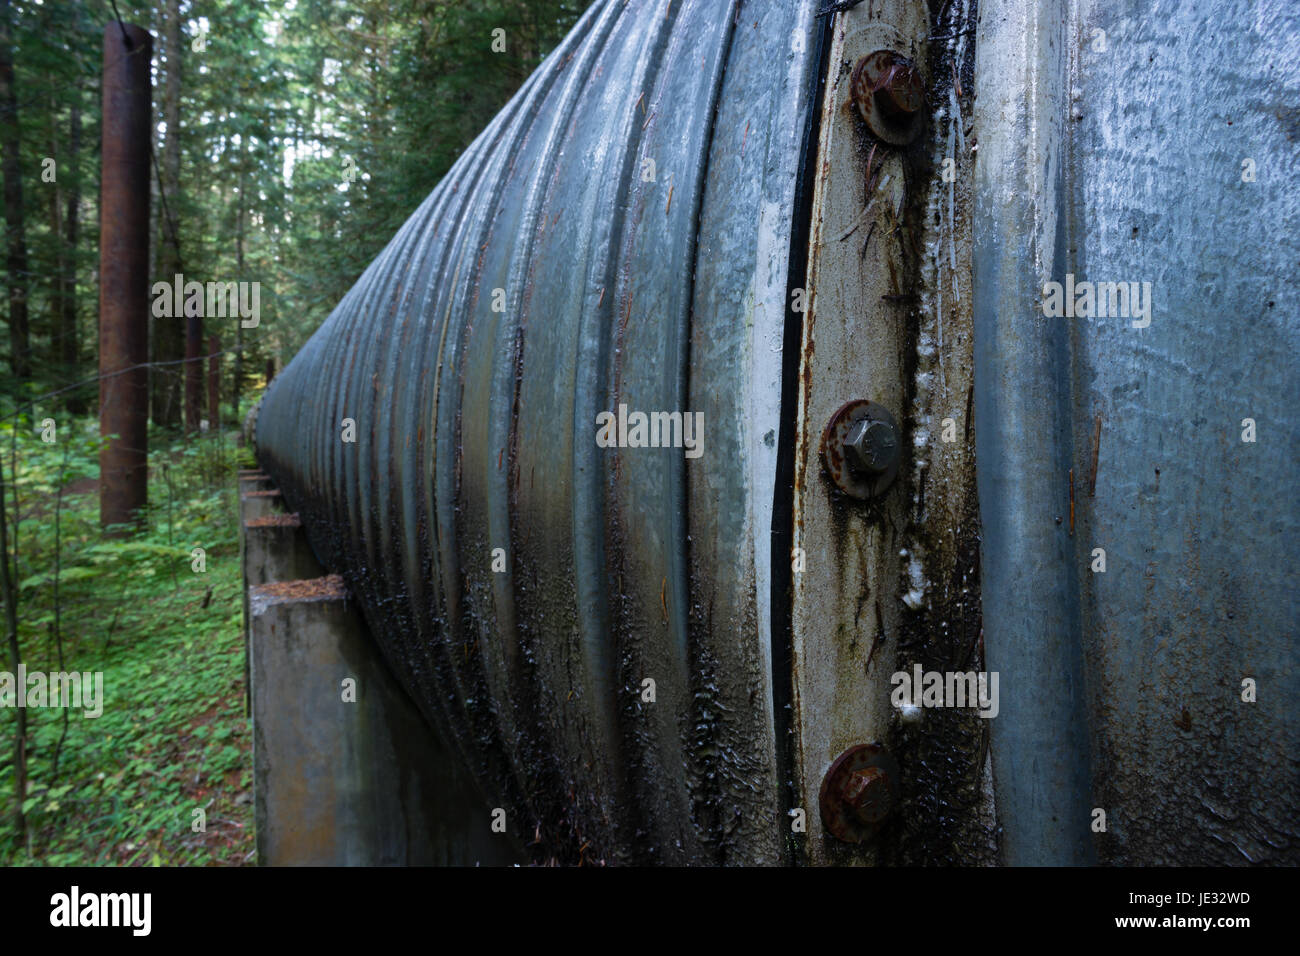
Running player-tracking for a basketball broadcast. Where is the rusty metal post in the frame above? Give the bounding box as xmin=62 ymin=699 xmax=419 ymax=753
xmin=98 ymin=21 xmax=152 ymax=533
xmin=207 ymin=333 xmax=220 ymax=428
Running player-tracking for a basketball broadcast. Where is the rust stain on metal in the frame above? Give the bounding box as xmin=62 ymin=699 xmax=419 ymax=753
xmin=964 ymin=383 xmax=973 ymax=441
xmin=252 ymin=574 xmax=346 ymax=603
xmin=865 ymin=599 xmax=886 ymax=671
xmin=246 ymin=513 xmax=302 ymax=528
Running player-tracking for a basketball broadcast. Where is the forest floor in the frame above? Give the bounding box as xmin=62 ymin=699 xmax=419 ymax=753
xmin=0 ymin=415 xmax=255 ymax=865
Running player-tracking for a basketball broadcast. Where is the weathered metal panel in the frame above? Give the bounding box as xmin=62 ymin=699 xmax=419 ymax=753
xmin=974 ymin=0 xmax=1300 ymax=864
xmin=683 ymin=0 xmax=825 ymax=861
xmin=255 ymin=0 xmax=823 ymax=865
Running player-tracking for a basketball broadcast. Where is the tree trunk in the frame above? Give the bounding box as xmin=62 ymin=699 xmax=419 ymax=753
xmin=62 ymin=105 xmax=83 ymax=413
xmin=154 ymin=0 xmax=184 ymax=428
xmin=0 ymin=0 xmax=30 ymax=381
xmin=207 ymin=333 xmax=219 ymax=429
xmin=184 ymin=305 xmax=202 ymax=430
xmin=232 ymin=152 xmax=245 ymax=412
xmin=47 ymin=95 xmax=64 ymax=374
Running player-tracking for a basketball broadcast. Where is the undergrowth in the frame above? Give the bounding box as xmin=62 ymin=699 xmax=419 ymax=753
xmin=0 ymin=412 xmax=254 ymax=865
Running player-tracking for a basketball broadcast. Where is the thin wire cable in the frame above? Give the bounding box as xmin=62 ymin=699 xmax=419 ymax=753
xmin=3 ymin=345 xmax=251 ymax=422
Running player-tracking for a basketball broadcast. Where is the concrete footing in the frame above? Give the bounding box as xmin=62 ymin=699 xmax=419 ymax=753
xmin=245 ymin=513 xmax=323 ymax=586
xmin=243 ymin=475 xmax=519 ymax=866
xmin=240 ymin=488 xmax=283 ymax=521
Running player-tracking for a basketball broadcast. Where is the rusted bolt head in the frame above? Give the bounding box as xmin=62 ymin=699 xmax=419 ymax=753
xmin=877 ymin=62 xmax=923 ymax=120
xmin=819 ymin=743 xmax=901 ymax=843
xmin=844 ymin=418 xmax=898 ymax=476
xmin=820 ymin=399 xmax=901 ymax=500
xmin=843 ymin=765 xmax=893 ymax=824
xmin=851 ymin=50 xmax=926 ymax=145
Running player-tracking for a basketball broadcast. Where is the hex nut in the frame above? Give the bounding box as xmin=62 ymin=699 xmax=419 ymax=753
xmin=845 ymin=418 xmax=899 ymax=476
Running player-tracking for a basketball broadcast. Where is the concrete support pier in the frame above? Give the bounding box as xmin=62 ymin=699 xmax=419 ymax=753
xmin=244 ymin=513 xmax=322 ymax=587
xmin=243 ymin=476 xmax=520 ymax=866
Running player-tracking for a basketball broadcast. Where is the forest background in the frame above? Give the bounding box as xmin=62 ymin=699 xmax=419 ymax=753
xmin=0 ymin=0 xmax=582 ymax=864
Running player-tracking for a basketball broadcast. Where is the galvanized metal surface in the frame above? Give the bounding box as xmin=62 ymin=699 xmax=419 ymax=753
xmin=974 ymin=0 xmax=1299 ymax=864
xmin=256 ymin=0 xmax=823 ymax=865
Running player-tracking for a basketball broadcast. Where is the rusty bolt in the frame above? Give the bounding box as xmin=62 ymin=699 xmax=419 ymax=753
xmin=876 ymin=61 xmax=924 ymax=121
xmin=842 ymin=765 xmax=894 ymax=825
xmin=819 ymin=743 xmax=901 ymax=843
xmin=820 ymin=399 xmax=900 ymax=500
xmin=844 ymin=417 xmax=898 ymax=476
xmin=851 ymin=50 xmax=926 ymax=145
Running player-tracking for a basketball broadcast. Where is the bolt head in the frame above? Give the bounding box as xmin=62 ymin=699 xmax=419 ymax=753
xmin=878 ymin=62 xmax=924 ymax=119
xmin=820 ymin=400 xmax=901 ymax=499
xmin=818 ymin=743 xmax=901 ymax=842
xmin=851 ymin=51 xmax=927 ymax=145
xmin=843 ymin=766 xmax=894 ymax=825
xmin=845 ymin=418 xmax=898 ymax=476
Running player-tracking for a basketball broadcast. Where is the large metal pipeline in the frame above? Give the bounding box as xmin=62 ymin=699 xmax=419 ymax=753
xmin=256 ymin=0 xmax=821 ymax=864
xmin=257 ymin=0 xmax=1300 ymax=866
